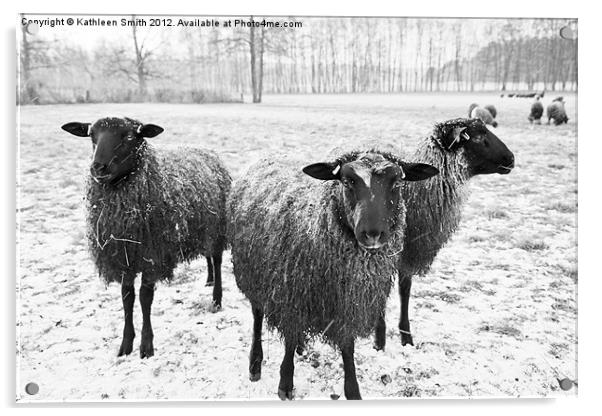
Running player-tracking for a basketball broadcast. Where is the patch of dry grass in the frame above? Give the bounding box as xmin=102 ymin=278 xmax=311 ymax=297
xmin=478 ymin=323 xmax=523 ymax=340
xmin=516 ymin=238 xmax=550 ymax=251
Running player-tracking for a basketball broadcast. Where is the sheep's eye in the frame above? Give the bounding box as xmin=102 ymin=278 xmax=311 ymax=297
xmin=471 ymin=135 xmax=484 ymax=143
xmin=125 ymin=134 xmax=135 ymax=141
xmin=342 ymin=178 xmax=354 ymax=188
xmin=392 ymin=180 xmax=403 ymax=189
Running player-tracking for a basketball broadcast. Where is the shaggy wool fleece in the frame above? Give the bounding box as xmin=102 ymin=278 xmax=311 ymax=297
xmin=397 ymin=119 xmax=473 ymax=277
xmin=86 ymin=143 xmax=231 ymax=285
xmin=547 ymin=101 xmax=568 ymax=125
xmin=229 ymin=152 xmax=406 ymax=347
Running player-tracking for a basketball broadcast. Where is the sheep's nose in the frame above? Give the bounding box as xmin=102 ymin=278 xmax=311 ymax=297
xmin=363 ymin=230 xmax=383 ymax=246
xmin=91 ymin=162 xmax=108 ymax=176
xmin=505 ymin=153 xmax=515 ymax=168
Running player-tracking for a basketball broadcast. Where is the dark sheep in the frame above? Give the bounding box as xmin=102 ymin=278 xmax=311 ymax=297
xmin=373 ymin=118 xmax=514 ymax=349
xmin=61 ymin=117 xmax=231 ymax=358
xmin=547 ymin=97 xmax=569 ymax=125
xmin=229 ymin=151 xmax=438 ymax=400
xmin=528 ymin=95 xmax=544 ymax=124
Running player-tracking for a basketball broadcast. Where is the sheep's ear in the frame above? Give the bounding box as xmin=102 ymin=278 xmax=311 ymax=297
xmin=302 ymin=162 xmax=341 ymax=181
xmin=137 ymin=124 xmax=164 ymax=138
xmin=61 ymin=122 xmax=91 ymax=137
xmin=444 ymin=126 xmax=469 ymax=149
xmin=400 ymin=163 xmax=439 ymax=181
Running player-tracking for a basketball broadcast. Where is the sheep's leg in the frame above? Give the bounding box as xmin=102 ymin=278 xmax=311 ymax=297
xmin=139 ymin=279 xmax=155 ymax=358
xmin=211 ymin=253 xmax=223 ymax=311
xmin=398 ymin=274 xmax=414 ymax=346
xmin=249 ymin=304 xmax=263 ymax=381
xmin=117 ymin=282 xmax=136 ymax=356
xmin=295 ymin=337 xmax=305 ymax=356
xmin=205 ymin=256 xmax=214 ymax=287
xmin=341 ymin=341 xmax=362 ymax=400
xmin=277 ymin=337 xmax=296 ymax=400
xmin=373 ymin=313 xmax=387 ymax=351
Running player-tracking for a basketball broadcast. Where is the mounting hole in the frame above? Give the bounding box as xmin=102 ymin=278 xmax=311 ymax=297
xmin=560 ymin=24 xmax=577 ymax=40
xmin=25 ymin=382 xmax=39 ymax=395
xmin=558 ymin=378 xmax=574 ymax=391
xmin=26 ymin=22 xmax=40 ymax=35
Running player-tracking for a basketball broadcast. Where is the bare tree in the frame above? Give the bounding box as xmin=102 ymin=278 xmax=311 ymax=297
xmin=18 ymin=17 xmax=578 ymax=104
xmin=131 ymin=15 xmax=149 ymax=98
xmin=18 ymin=17 xmax=53 ymax=104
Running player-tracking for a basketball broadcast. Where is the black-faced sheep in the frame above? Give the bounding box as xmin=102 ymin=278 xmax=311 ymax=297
xmin=228 ymin=151 xmax=438 ymax=400
xmin=547 ymin=97 xmax=569 ymax=125
xmin=528 ymin=95 xmax=544 ymax=124
xmin=61 ymin=117 xmax=231 ymax=358
xmin=468 ymin=104 xmax=498 ymax=127
xmin=373 ymin=118 xmax=514 ymax=349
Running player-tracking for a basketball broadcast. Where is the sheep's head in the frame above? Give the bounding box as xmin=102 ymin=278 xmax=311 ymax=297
xmin=61 ymin=117 xmax=163 ymax=185
xmin=435 ymin=118 xmax=514 ymax=176
xmin=303 ymin=152 xmax=438 ymax=251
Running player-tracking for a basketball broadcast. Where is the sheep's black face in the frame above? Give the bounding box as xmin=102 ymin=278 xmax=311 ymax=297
xmin=61 ymin=118 xmax=164 ymax=185
xmin=303 ymin=153 xmax=439 ymax=251
xmin=440 ymin=119 xmax=514 ymax=176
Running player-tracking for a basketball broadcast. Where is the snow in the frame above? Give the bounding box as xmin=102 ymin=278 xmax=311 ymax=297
xmin=16 ymin=92 xmax=577 ymax=401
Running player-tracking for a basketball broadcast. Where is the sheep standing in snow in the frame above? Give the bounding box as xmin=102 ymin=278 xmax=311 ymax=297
xmin=62 ymin=117 xmax=231 ymax=358
xmin=547 ymin=97 xmax=569 ymax=125
xmin=468 ymin=103 xmax=498 ymax=127
xmin=229 ymin=151 xmax=438 ymax=400
xmin=528 ymin=95 xmax=544 ymax=124
xmin=373 ymin=118 xmax=514 ymax=349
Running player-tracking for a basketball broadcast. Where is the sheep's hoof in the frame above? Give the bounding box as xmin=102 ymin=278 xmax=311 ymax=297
xmin=210 ymin=302 xmax=222 ymax=313
xmin=278 ymin=387 xmax=294 ymax=401
xmin=373 ymin=340 xmax=385 ymax=351
xmin=117 ymin=340 xmax=134 ymax=357
xmin=400 ymin=333 xmax=414 ymax=347
xmin=140 ymin=342 xmax=154 ymax=359
xmin=205 ymin=280 xmax=214 ymax=287
xmin=249 ymin=371 xmax=261 ymax=382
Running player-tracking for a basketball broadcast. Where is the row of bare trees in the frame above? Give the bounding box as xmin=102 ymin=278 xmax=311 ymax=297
xmin=18 ymin=16 xmax=577 ymax=104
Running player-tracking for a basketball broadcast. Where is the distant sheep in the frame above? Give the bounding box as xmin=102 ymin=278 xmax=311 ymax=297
xmin=547 ymin=97 xmax=569 ymax=125
xmin=373 ymin=118 xmax=514 ymax=349
xmin=484 ymin=104 xmax=497 ymax=120
xmin=501 ymin=91 xmax=544 ymax=98
xmin=229 ymin=151 xmax=438 ymax=400
xmin=528 ymin=95 xmax=544 ymax=124
xmin=62 ymin=117 xmax=231 ymax=358
xmin=468 ymin=104 xmax=498 ymax=127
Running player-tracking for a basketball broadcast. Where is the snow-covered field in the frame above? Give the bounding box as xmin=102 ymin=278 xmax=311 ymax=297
xmin=16 ymin=93 xmax=577 ymax=402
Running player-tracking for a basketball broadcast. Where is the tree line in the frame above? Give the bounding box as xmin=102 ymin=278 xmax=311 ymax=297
xmin=18 ymin=16 xmax=577 ymax=104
